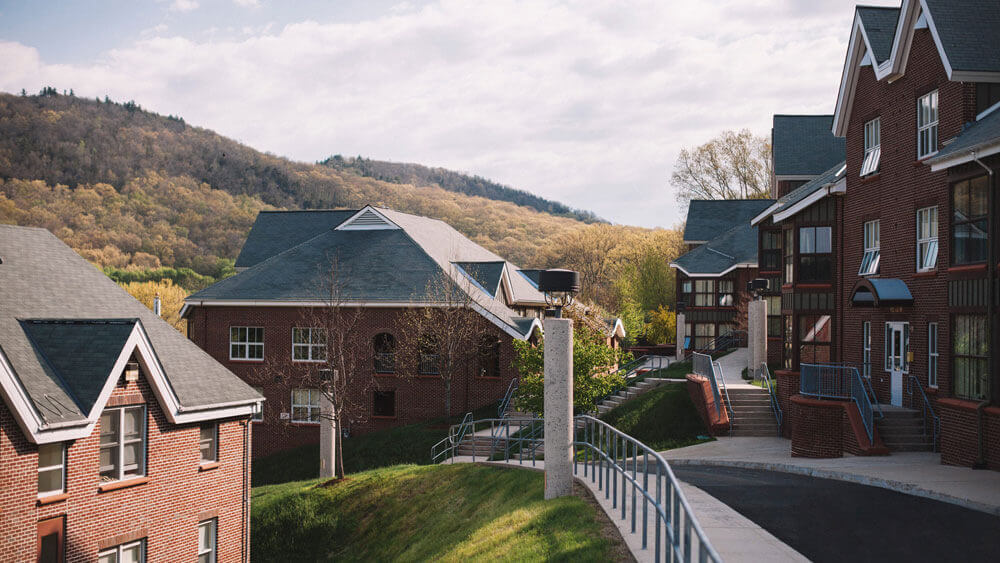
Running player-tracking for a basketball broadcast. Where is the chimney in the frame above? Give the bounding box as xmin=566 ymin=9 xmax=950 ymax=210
xmin=153 ymin=294 xmax=162 ymax=317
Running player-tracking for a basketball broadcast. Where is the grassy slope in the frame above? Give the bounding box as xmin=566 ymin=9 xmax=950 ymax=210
xmin=252 ymin=464 xmax=621 ymax=562
xmin=600 ymin=384 xmax=711 ymax=451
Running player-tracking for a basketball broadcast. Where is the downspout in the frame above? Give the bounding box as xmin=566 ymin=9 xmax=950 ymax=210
xmin=242 ymin=417 xmax=250 ymax=562
xmin=972 ymin=153 xmax=994 ymax=469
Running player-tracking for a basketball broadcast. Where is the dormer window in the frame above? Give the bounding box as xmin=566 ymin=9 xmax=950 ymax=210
xmin=861 ymin=118 xmax=880 ymax=176
xmin=917 ymin=90 xmax=938 ymax=159
xmin=859 ymin=220 xmax=880 ymax=276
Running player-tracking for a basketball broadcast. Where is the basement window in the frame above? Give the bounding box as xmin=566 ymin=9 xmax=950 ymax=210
xmin=373 ymin=390 xmax=396 ymax=418
xmin=861 ymin=117 xmax=880 ymax=176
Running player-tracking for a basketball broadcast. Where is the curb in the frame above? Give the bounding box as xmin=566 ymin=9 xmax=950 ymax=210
xmin=666 ymin=458 xmax=1000 ymax=517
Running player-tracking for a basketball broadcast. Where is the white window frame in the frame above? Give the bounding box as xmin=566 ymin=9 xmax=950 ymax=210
xmin=884 ymin=322 xmax=910 ymax=374
xmin=928 ymin=322 xmax=939 ymax=388
xmin=229 ymin=326 xmax=264 ymax=361
xmin=99 ymin=405 xmax=146 ymax=483
xmin=98 ymin=539 xmax=145 ymax=563
xmin=862 ymin=321 xmax=871 ymax=379
xmin=861 ymin=117 xmax=881 ymax=176
xmin=37 ymin=442 xmax=66 ymax=496
xmin=917 ymin=90 xmax=938 ymax=159
xmin=251 ymin=387 xmax=264 ymax=422
xmin=198 ymin=519 xmax=217 ymax=563
xmin=292 ymin=327 xmax=327 ymax=362
xmin=859 ymin=220 xmax=880 ymax=276
xmin=199 ymin=423 xmax=218 ymax=463
xmin=291 ymin=388 xmax=321 ymax=423
xmin=916 ymin=206 xmax=939 ymax=271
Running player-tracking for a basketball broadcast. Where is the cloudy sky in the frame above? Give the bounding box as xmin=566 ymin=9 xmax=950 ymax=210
xmin=0 ymin=0 xmax=896 ymax=228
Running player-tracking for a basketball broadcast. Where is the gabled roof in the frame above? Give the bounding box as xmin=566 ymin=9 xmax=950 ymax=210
xmin=928 ymin=104 xmax=1000 ymax=170
xmin=772 ymin=115 xmax=847 ymax=177
xmin=188 ymin=206 xmax=545 ymax=339
xmin=834 ymin=1 xmax=1000 ymax=136
xmin=753 ymin=162 xmax=847 ymax=226
xmin=671 ymin=221 xmax=760 ymax=277
xmin=0 ymin=225 xmax=261 ymax=444
xmin=682 ymin=199 xmax=775 ymax=244
xmin=857 ymin=7 xmax=900 ymax=64
xmin=235 ymin=209 xmax=358 ymax=268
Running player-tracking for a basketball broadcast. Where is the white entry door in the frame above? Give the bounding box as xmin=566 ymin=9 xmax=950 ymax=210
xmin=885 ymin=322 xmax=909 ymax=406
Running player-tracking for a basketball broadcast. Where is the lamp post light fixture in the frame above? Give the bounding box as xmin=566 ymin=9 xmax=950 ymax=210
xmin=538 ymin=269 xmax=581 ymax=318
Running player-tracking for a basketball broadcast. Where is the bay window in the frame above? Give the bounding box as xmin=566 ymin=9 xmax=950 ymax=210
xmin=799 ymin=315 xmax=832 ymax=364
xmin=952 ymin=176 xmax=989 ymax=265
xmin=717 ymin=280 xmax=734 ymax=306
xmin=693 ymin=280 xmax=715 ymax=307
xmin=799 ymin=227 xmax=832 ymax=282
xmin=953 ymin=315 xmax=988 ymax=400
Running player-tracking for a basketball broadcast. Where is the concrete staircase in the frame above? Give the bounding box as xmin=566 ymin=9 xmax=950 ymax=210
xmin=726 ymin=387 xmax=778 ymax=437
xmin=595 ymin=377 xmax=677 ymax=415
xmin=876 ymin=407 xmax=934 ymax=451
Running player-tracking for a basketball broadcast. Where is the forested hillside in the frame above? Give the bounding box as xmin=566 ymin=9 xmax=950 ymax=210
xmin=0 ymin=89 xmax=683 ymax=343
xmin=320 ymin=155 xmax=602 ymax=223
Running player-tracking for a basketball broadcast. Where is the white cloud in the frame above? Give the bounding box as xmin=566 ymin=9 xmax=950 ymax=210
xmin=233 ymin=0 xmax=259 ymax=7
xmin=169 ymin=0 xmax=199 ymax=13
xmin=0 ymin=0 xmax=885 ymax=227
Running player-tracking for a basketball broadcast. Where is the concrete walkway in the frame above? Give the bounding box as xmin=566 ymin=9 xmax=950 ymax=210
xmin=712 ymin=348 xmax=755 ymax=389
xmin=661 ymin=437 xmax=1000 ymax=516
xmin=447 ymin=456 xmax=806 ymax=562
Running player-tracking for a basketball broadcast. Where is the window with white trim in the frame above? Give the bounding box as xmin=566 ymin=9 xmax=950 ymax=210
xmin=200 ymin=423 xmax=218 ymax=463
xmin=862 ymin=321 xmax=871 ymax=378
xmin=251 ymin=387 xmax=264 ymax=421
xmin=99 ymin=405 xmax=146 ymax=482
xmin=291 ymin=388 xmax=321 ymax=423
xmin=37 ymin=442 xmax=65 ymax=495
xmin=292 ymin=327 xmax=327 ymax=362
xmin=916 ymin=207 xmax=938 ymax=271
xmin=861 ymin=117 xmax=881 ymax=176
xmin=928 ymin=322 xmax=939 ymax=388
xmin=229 ymin=327 xmax=264 ymax=361
xmin=98 ymin=539 xmax=145 ymax=563
xmin=859 ymin=220 xmax=880 ymax=276
xmin=917 ymin=90 xmax=938 ymax=158
xmin=198 ymin=519 xmax=217 ymax=563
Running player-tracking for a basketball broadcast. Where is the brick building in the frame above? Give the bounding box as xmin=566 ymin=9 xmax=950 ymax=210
xmin=754 ymin=0 xmax=1000 ymax=468
xmin=182 ymin=206 xmax=554 ymax=458
xmin=0 ymin=225 xmax=262 ymax=562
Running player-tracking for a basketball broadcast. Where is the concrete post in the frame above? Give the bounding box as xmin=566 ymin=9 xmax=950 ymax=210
xmin=544 ymin=317 xmax=573 ymax=499
xmin=319 ymin=390 xmax=336 ymax=479
xmin=747 ymin=299 xmax=767 ymax=379
xmin=675 ymin=312 xmax=686 ymax=362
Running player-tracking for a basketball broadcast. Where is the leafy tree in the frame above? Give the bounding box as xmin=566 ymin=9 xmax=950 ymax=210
xmin=644 ymin=306 xmax=676 ymax=345
xmin=671 ymin=129 xmax=771 ymax=205
xmin=512 ymin=323 xmax=628 ymax=415
xmin=119 ymin=279 xmax=189 ymax=332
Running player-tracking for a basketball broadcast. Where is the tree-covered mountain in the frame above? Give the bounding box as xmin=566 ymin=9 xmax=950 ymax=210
xmin=320 ymin=155 xmax=603 ymax=223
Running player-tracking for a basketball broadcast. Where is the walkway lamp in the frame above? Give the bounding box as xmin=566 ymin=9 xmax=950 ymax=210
xmin=538 ymin=269 xmax=580 ymax=318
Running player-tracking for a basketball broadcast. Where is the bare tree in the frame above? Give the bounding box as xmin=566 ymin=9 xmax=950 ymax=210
xmin=671 ymin=129 xmax=772 ymax=206
xmin=400 ymin=271 xmax=498 ymax=418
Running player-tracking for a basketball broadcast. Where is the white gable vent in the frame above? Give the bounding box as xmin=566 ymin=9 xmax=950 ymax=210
xmin=336 ymin=208 xmax=399 ymax=230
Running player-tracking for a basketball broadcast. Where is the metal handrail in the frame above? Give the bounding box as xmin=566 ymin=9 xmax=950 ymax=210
xmin=712 ymin=360 xmax=734 ymax=426
xmin=683 ymin=330 xmax=746 ymax=359
xmin=692 ymin=352 xmax=721 ymax=418
xmin=574 ymin=415 xmax=721 ymax=563
xmin=498 ymin=379 xmax=518 ymax=418
xmin=800 ymin=363 xmax=876 ymax=445
xmin=758 ymin=363 xmax=783 ymax=436
xmin=907 ymin=375 xmax=940 ymax=451
xmin=431 ymin=412 xmax=474 ymax=463
xmin=594 ymin=355 xmax=670 ymax=409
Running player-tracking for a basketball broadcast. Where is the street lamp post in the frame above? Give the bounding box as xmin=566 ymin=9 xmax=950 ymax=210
xmin=537 ymin=269 xmax=580 ymax=499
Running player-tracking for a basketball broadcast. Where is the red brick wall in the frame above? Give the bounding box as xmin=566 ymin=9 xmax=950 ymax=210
xmin=0 ymin=367 xmax=249 ymax=562
xmin=775 ymin=370 xmax=800 ymax=438
xmin=937 ymin=399 xmax=982 ymax=467
xmin=187 ymin=305 xmax=519 ymax=457
xmin=685 ymin=374 xmax=730 ymax=436
xmin=987 ymin=408 xmax=1000 ymax=470
xmin=790 ymin=395 xmax=843 ymax=458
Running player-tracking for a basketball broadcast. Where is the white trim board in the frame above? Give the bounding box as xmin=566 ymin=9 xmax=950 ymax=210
xmin=668 ymin=262 xmax=757 ymax=278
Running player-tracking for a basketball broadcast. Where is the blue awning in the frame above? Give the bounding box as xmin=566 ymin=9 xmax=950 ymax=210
xmin=851 ymin=278 xmax=914 ymax=307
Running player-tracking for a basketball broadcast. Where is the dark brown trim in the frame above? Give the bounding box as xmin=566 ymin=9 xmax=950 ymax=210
xmin=948 ymin=264 xmax=987 ymax=273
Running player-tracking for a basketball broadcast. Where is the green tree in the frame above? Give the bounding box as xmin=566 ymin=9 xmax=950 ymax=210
xmin=671 ymin=129 xmax=771 ymax=206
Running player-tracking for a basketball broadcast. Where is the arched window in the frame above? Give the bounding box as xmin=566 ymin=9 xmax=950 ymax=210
xmin=418 ymin=335 xmax=440 ymax=375
xmin=373 ymin=333 xmax=396 ymax=374
xmin=477 ymin=336 xmax=501 ymax=378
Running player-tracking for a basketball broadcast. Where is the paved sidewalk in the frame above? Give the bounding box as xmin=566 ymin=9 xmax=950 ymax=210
xmin=713 ymin=348 xmax=755 ymax=389
xmin=661 ymin=437 xmax=1000 ymax=516
xmin=447 ymin=456 xmax=805 ymax=562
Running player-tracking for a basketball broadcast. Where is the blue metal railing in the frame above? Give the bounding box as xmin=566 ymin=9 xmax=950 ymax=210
xmin=431 ymin=412 xmax=474 ymax=463
xmin=907 ymin=375 xmax=940 ymax=451
xmin=594 ymin=355 xmax=670 ymax=409
xmin=757 ymin=363 xmax=783 ymax=436
xmin=498 ymin=379 xmax=518 ymax=418
xmin=800 ymin=363 xmax=878 ymax=445
xmin=712 ymin=360 xmax=734 ymax=425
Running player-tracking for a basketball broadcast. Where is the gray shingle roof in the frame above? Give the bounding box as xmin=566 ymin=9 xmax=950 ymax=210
xmin=772 ymin=115 xmax=847 ymax=177
xmin=857 ymin=7 xmax=900 ymax=64
xmin=455 ymin=262 xmax=505 ymax=296
xmin=758 ymin=161 xmax=847 ymax=223
xmin=925 ymin=0 xmax=1000 ymax=73
xmin=0 ymin=225 xmax=261 ymax=427
xmin=929 ymin=105 xmax=1000 ymax=162
xmin=517 ymin=269 xmax=542 ymax=288
xmin=235 ymin=209 xmax=358 ymax=268
xmin=683 ymin=200 xmax=775 ymax=243
xmin=672 ymin=221 xmax=760 ymax=276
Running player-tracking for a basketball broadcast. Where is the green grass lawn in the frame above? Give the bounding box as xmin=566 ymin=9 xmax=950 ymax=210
xmin=643 ymin=359 xmax=693 ymax=379
xmin=599 ymin=383 xmax=711 ymax=451
xmin=252 ymin=464 xmax=627 ymax=562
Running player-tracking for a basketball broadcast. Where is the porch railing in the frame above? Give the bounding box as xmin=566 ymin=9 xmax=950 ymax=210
xmin=800 ymin=363 xmax=878 ymax=445
xmin=907 ymin=375 xmax=941 ymax=452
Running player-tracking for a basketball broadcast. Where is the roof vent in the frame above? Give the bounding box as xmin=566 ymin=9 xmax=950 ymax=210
xmin=336 ymin=208 xmax=399 ymax=230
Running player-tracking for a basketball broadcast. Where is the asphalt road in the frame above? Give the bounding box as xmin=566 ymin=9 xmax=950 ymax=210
xmin=671 ymin=465 xmax=1000 ymax=563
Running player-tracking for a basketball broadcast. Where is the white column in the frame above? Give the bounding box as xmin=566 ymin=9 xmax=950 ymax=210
xmin=675 ymin=312 xmax=686 ymax=362
xmin=747 ymin=299 xmax=767 ymax=379
xmin=319 ymin=390 xmax=336 ymax=479
xmin=544 ymin=317 xmax=574 ymax=499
